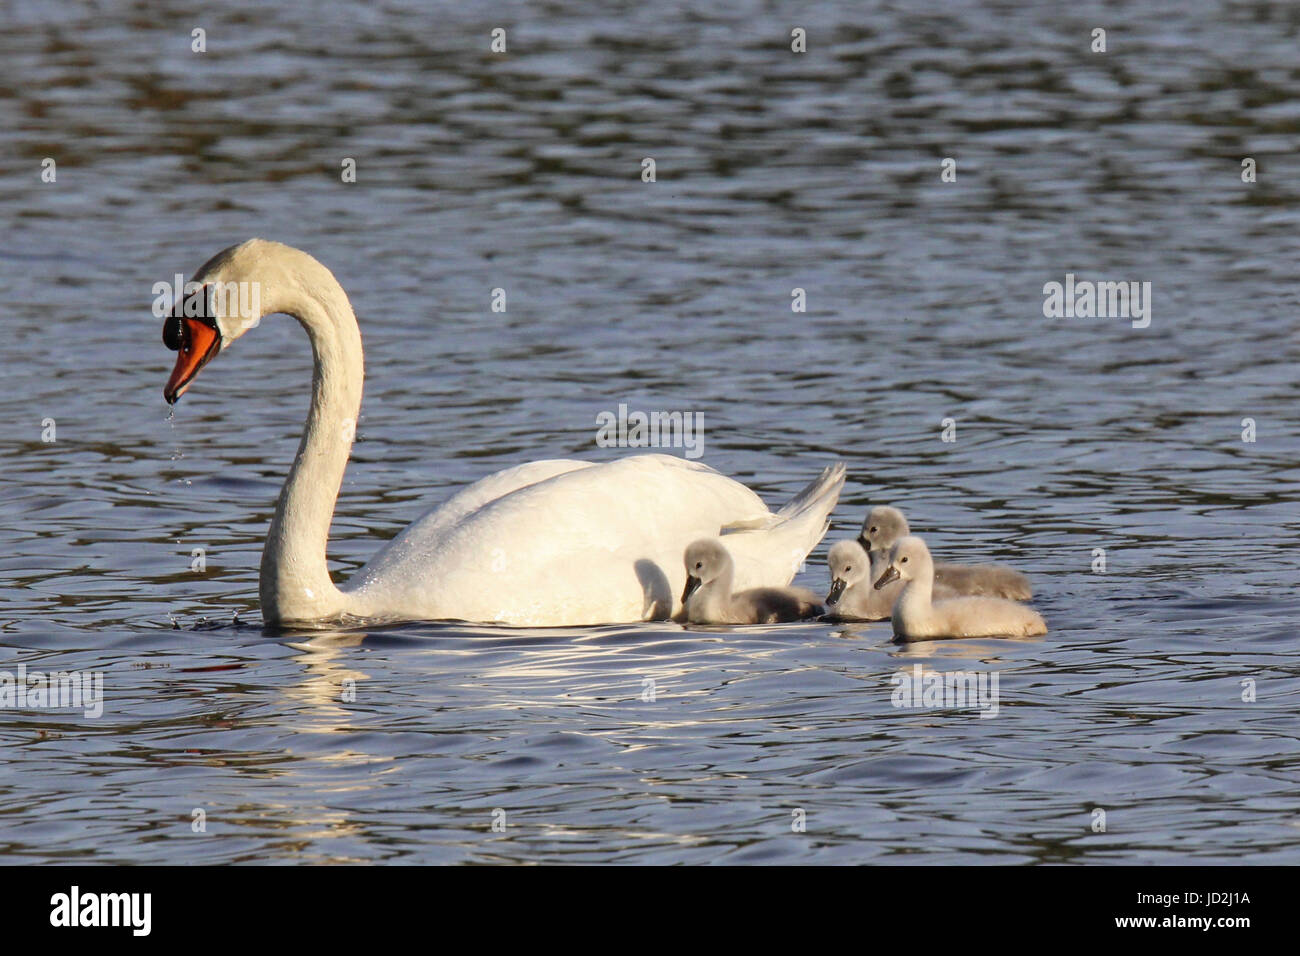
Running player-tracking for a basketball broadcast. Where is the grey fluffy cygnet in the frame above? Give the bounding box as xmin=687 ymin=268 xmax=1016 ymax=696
xmin=682 ymin=539 xmax=824 ymax=624
xmin=874 ymin=536 xmax=1047 ymax=640
xmin=858 ymin=506 xmax=1032 ymax=601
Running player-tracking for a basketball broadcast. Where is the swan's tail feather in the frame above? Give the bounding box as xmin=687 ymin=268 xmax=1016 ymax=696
xmin=774 ymin=461 xmax=847 ymax=523
xmin=722 ymin=462 xmax=846 ymax=589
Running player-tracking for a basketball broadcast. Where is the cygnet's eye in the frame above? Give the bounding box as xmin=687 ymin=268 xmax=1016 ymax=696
xmin=845 ymin=566 xmax=852 ymax=572
xmin=869 ymin=526 xmax=877 ymax=533
xmin=901 ymin=556 xmax=909 ymax=564
xmin=694 ymin=562 xmax=702 ymax=570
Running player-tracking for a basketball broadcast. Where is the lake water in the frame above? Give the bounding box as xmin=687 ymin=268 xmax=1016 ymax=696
xmin=1 ymin=0 xmax=1298 ymax=864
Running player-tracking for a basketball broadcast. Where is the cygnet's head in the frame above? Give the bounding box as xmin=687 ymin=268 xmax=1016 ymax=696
xmin=825 ymin=539 xmax=870 ymax=607
xmin=682 ymin=538 xmax=733 ymax=604
xmin=873 ymin=535 xmax=933 ymax=590
xmin=858 ymin=506 xmax=910 ymax=554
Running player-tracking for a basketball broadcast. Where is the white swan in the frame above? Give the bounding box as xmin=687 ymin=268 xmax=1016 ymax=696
xmin=161 ymin=239 xmax=845 ymax=628
xmin=858 ymin=505 xmax=1032 ymax=601
xmin=681 ymin=539 xmax=824 ymax=625
xmin=874 ymin=536 xmax=1047 ymax=640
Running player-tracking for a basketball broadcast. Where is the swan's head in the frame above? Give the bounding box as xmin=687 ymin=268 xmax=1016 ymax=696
xmin=858 ymin=505 xmax=909 ymax=555
xmin=873 ymin=535 xmax=932 ymax=590
xmin=825 ymin=539 xmax=869 ymax=607
xmin=681 ymin=538 xmax=732 ymax=604
xmin=161 ymin=238 xmax=292 ymax=403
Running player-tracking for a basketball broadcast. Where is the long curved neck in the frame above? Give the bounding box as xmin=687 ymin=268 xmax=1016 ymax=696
xmin=258 ymin=276 xmax=364 ymax=625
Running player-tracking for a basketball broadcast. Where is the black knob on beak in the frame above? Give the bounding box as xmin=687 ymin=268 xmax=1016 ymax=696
xmin=162 ymin=314 xmax=183 ymax=351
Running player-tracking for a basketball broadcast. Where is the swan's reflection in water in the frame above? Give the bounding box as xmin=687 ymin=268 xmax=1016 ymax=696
xmin=828 ymin=622 xmax=1040 ymax=658
xmin=281 ymin=629 xmax=371 ymax=733
xmin=887 ymin=633 xmax=1042 ymax=661
xmin=278 ymin=621 xmax=1044 ymax=728
xmin=279 ymin=620 xmax=730 ymax=715
xmin=56 ymin=606 xmax=1291 ymax=865
xmin=247 ymin=630 xmax=390 ymax=860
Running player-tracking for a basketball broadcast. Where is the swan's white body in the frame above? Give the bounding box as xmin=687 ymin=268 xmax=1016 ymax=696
xmin=346 ymin=453 xmax=836 ymax=626
xmin=163 ymin=239 xmax=844 ymax=627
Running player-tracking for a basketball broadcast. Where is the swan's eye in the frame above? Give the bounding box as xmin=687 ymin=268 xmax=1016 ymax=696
xmin=694 ymin=562 xmax=702 ymax=570
xmin=869 ymin=526 xmax=877 ymax=533
xmin=901 ymin=557 xmax=908 ymax=564
xmin=845 ymin=566 xmax=852 ymax=572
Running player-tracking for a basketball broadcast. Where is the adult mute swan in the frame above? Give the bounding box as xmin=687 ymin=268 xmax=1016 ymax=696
xmin=874 ymin=537 xmax=1047 ymax=640
xmin=161 ymin=239 xmax=845 ymax=628
xmin=681 ymin=539 xmax=824 ymax=625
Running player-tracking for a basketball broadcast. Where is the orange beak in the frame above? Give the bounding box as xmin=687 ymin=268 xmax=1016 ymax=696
xmin=163 ymin=316 xmax=221 ymax=404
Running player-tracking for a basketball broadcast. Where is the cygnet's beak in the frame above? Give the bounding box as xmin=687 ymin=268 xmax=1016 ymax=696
xmin=856 ymin=533 xmax=872 ymax=553
xmin=826 ymin=578 xmax=846 ymax=606
xmin=873 ymin=566 xmax=900 ymax=591
xmin=681 ymin=574 xmax=702 ymax=605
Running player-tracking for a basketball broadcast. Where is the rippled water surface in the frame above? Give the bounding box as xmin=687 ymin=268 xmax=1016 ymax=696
xmin=1 ymin=0 xmax=1298 ymax=864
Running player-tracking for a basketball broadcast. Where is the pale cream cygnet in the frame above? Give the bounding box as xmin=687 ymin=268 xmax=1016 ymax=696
xmin=682 ymin=539 xmax=824 ymax=625
xmin=874 ymin=536 xmax=1047 ymax=640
